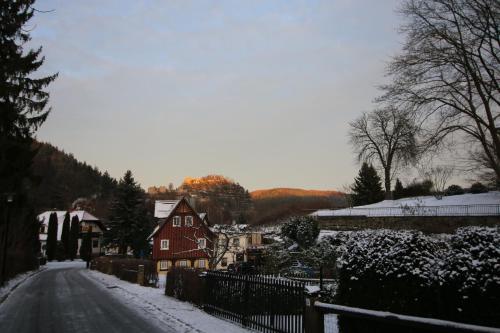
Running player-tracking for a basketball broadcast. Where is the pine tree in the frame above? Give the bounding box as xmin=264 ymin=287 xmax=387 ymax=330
xmin=351 ymin=163 xmax=384 ymax=206
xmin=61 ymin=212 xmax=70 ymax=259
xmin=393 ymin=179 xmax=404 ymax=199
xmin=80 ymin=227 xmax=92 ymax=263
xmin=106 ymin=170 xmax=152 ymax=257
xmin=46 ymin=212 xmax=58 ymax=261
xmin=69 ymin=215 xmax=79 ymax=260
xmin=0 ymin=0 xmax=57 ymax=279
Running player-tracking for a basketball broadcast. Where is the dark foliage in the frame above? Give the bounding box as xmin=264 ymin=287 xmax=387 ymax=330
xmin=469 ymin=182 xmax=488 ymax=194
xmin=31 ymin=142 xmax=118 ymax=217
xmin=0 ymin=0 xmax=56 ymax=281
xmin=399 ymin=179 xmax=433 ymax=198
xmin=80 ymin=228 xmax=91 ymax=262
xmin=351 ymin=163 xmax=384 ymax=206
xmin=106 ymin=171 xmax=153 ymax=257
xmin=393 ymin=178 xmax=404 ymax=199
xmin=280 ymin=216 xmax=319 ymax=249
xmin=46 ymin=212 xmax=58 ymax=261
xmin=445 ymin=184 xmax=465 ymax=196
xmin=55 ymin=241 xmax=65 ymax=261
xmin=69 ymin=215 xmax=79 ymax=260
xmin=61 ymin=212 xmax=70 ymax=258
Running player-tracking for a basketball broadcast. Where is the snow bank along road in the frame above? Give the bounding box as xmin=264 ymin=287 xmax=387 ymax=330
xmin=0 ymin=261 xmax=252 ymax=333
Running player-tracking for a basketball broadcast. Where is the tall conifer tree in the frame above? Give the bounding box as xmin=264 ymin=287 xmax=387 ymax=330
xmin=351 ymin=163 xmax=384 ymax=206
xmin=0 ymin=0 xmax=57 ymax=277
xmin=61 ymin=212 xmax=70 ymax=259
xmin=69 ymin=215 xmax=79 ymax=260
xmin=46 ymin=212 xmax=58 ymax=261
xmin=106 ymin=170 xmax=152 ymax=257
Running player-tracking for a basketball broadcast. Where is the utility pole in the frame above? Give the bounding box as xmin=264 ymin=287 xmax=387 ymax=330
xmin=1 ymin=193 xmax=14 ymax=286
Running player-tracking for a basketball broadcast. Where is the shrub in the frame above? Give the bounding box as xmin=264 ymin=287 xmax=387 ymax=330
xmin=469 ymin=182 xmax=488 ymax=194
xmin=445 ymin=184 xmax=465 ymax=196
xmin=280 ymin=216 xmax=319 ymax=248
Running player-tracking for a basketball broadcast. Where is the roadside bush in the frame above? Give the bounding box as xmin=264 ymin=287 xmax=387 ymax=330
xmin=165 ymin=267 xmax=204 ymax=305
xmin=281 ymin=216 xmax=319 ymax=248
xmin=55 ymin=241 xmax=66 ymax=261
xmin=469 ymin=182 xmax=488 ymax=193
xmin=445 ymin=184 xmax=464 ymax=196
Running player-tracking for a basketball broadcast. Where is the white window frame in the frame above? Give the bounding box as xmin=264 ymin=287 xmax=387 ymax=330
xmin=172 ymin=216 xmax=181 ymax=227
xmin=159 ymin=260 xmax=169 ymax=270
xmin=179 ymin=260 xmax=187 ymax=267
xmin=160 ymin=239 xmax=169 ymax=250
xmin=198 ymin=238 xmax=206 ymax=249
xmin=185 ymin=215 xmax=193 ymax=227
xmin=198 ymin=259 xmax=206 ymax=268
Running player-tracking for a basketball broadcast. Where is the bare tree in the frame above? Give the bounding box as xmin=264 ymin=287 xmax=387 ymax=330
xmin=379 ymin=0 xmax=500 ymax=182
xmin=420 ymin=165 xmax=454 ymax=198
xmin=349 ymin=106 xmax=419 ymax=198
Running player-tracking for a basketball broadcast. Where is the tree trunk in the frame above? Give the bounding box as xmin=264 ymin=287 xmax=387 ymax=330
xmin=384 ymin=168 xmax=392 ymax=200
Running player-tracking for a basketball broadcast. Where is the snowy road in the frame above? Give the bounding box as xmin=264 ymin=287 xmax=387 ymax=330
xmin=0 ymin=262 xmax=173 ymax=333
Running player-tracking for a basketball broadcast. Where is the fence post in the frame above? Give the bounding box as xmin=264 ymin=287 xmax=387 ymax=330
xmin=242 ymin=275 xmax=249 ymax=327
xmin=137 ymin=265 xmax=145 ymax=286
xmin=107 ymin=260 xmax=113 ymax=275
xmin=304 ymin=291 xmax=324 ymax=333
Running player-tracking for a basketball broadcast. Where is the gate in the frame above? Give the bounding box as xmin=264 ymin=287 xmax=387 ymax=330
xmin=204 ymin=271 xmax=305 ymax=333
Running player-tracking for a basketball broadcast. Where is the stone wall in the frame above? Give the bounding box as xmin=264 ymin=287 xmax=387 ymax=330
xmin=318 ymin=215 xmax=500 ymax=234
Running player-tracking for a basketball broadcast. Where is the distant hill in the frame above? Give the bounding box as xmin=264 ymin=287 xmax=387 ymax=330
xmin=177 ymin=175 xmax=253 ymax=225
xmin=251 ymin=188 xmax=342 ymax=200
xmin=31 ymin=142 xmax=118 ymax=218
xmin=250 ymin=187 xmax=347 ymax=225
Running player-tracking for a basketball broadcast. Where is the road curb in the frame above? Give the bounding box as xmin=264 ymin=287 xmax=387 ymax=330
xmin=0 ymin=267 xmax=47 ymax=305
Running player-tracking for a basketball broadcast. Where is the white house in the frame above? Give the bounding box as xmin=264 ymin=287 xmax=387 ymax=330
xmin=213 ymin=225 xmax=264 ymax=270
xmin=37 ymin=210 xmax=106 ymax=257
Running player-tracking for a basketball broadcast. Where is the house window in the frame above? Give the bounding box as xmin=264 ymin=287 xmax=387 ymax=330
xmin=198 ymin=260 xmax=206 ymax=268
xmin=179 ymin=260 xmax=188 ymax=267
xmin=92 ymin=239 xmax=99 ymax=248
xmin=172 ymin=216 xmax=181 ymax=227
xmin=160 ymin=239 xmax=169 ymax=250
xmin=232 ymin=238 xmax=240 ymax=247
xmin=198 ymin=238 xmax=206 ymax=249
xmin=159 ymin=260 xmax=169 ymax=271
xmin=185 ymin=215 xmax=193 ymax=226
xmin=221 ymin=257 xmax=228 ymax=267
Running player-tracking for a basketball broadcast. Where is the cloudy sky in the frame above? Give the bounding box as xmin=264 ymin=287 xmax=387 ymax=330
xmin=31 ymin=0 xmax=403 ymax=191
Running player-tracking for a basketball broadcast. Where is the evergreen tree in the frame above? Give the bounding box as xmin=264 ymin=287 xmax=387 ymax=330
xmin=0 ymin=0 xmax=57 ymax=280
xmin=106 ymin=170 xmax=152 ymax=257
xmin=393 ymin=179 xmax=404 ymax=199
xmin=61 ymin=212 xmax=70 ymax=259
xmin=80 ymin=227 xmax=91 ymax=263
xmin=351 ymin=163 xmax=384 ymax=206
xmin=69 ymin=215 xmax=79 ymax=260
xmin=46 ymin=212 xmax=58 ymax=261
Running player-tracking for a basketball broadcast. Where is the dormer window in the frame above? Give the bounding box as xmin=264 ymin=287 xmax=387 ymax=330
xmin=173 ymin=216 xmax=181 ymax=227
xmin=185 ymin=216 xmax=193 ymax=226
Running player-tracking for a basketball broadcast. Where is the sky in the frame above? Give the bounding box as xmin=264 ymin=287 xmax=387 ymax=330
xmin=30 ymin=0 xmax=404 ymax=191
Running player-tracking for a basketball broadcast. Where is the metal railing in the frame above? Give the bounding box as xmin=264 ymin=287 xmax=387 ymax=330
xmin=314 ymin=301 xmax=500 ymax=333
xmin=324 ymin=204 xmax=500 ymax=217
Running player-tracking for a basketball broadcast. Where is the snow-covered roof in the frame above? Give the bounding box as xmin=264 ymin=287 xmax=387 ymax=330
xmin=199 ymin=213 xmax=207 ymax=220
xmin=312 ymin=191 xmax=500 ymax=217
xmin=154 ymin=200 xmax=181 ymax=218
xmin=37 ymin=210 xmax=103 ymax=240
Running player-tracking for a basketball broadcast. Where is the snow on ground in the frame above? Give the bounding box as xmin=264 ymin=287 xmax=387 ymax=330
xmin=312 ymin=191 xmax=500 ymax=217
xmin=0 ymin=267 xmax=44 ymax=303
xmin=84 ymin=269 xmax=253 ymax=333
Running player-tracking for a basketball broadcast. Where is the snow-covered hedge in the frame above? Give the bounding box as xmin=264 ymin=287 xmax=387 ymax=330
xmin=334 ymin=227 xmax=500 ymax=330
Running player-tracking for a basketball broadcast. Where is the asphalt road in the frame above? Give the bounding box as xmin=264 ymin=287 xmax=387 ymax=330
xmin=0 ymin=265 xmax=176 ymax=333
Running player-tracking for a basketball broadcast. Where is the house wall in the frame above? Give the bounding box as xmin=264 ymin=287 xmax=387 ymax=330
xmin=318 ymin=215 xmax=500 ymax=234
xmin=152 ymin=200 xmax=214 ymax=268
xmin=216 ymin=232 xmax=263 ymax=270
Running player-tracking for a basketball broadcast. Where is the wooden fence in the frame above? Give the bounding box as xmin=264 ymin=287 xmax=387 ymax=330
xmin=204 ymin=271 xmax=305 ymax=333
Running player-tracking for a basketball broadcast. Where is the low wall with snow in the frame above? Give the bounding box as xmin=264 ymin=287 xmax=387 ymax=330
xmin=318 ymin=215 xmax=500 ymax=233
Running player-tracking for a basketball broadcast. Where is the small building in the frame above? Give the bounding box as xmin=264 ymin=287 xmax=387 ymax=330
xmin=214 ymin=227 xmax=264 ymax=270
xmin=148 ymin=197 xmax=215 ymax=274
xmin=38 ymin=210 xmax=105 ymax=257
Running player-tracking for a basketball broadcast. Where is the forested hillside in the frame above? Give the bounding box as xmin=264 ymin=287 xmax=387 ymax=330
xmin=250 ymin=188 xmax=346 ymax=225
xmin=31 ymin=142 xmax=118 ymax=218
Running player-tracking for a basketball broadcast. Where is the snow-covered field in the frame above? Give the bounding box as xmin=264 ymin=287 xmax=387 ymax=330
xmin=85 ymin=269 xmax=253 ymax=333
xmin=312 ymin=191 xmax=500 ymax=217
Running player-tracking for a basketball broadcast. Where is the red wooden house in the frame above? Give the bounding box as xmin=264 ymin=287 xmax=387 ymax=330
xmin=148 ymin=197 xmax=215 ymax=273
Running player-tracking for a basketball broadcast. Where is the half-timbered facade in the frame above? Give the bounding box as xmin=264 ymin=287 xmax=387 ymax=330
xmin=149 ymin=197 xmax=214 ymax=273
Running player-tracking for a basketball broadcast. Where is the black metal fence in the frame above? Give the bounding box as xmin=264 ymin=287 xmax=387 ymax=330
xmin=204 ymin=271 xmax=305 ymax=333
